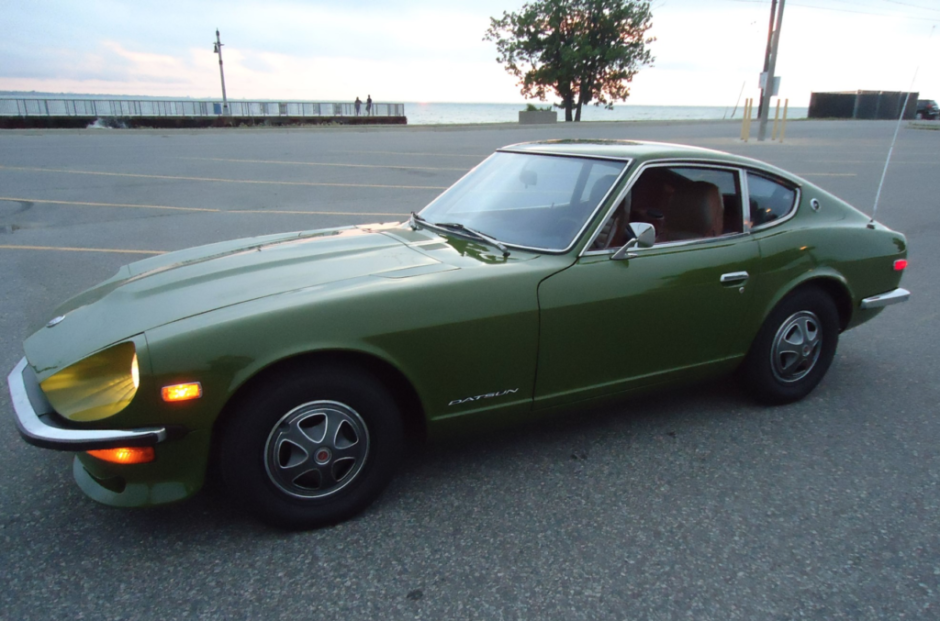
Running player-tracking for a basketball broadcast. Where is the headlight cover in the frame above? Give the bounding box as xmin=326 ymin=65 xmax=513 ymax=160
xmin=40 ymin=342 xmax=140 ymax=422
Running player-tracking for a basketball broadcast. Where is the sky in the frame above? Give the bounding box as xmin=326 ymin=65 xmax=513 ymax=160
xmin=1 ymin=0 xmax=939 ymax=108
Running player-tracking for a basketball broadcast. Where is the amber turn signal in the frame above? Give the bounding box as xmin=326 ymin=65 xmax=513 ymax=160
xmin=87 ymin=446 xmax=155 ymax=465
xmin=162 ymin=382 xmax=203 ymax=402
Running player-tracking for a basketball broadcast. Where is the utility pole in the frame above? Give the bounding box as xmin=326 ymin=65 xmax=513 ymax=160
xmin=213 ymin=29 xmax=230 ymax=116
xmin=758 ymin=0 xmax=785 ymax=141
xmin=757 ymin=0 xmax=778 ymax=120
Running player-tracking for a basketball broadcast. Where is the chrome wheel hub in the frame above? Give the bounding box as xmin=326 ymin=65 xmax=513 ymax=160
xmin=264 ymin=400 xmax=370 ymax=499
xmin=771 ymin=310 xmax=822 ymax=383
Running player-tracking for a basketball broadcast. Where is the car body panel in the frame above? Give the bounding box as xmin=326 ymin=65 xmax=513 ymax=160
xmin=7 ymin=140 xmax=909 ymax=510
xmin=535 ymin=235 xmax=762 ymax=409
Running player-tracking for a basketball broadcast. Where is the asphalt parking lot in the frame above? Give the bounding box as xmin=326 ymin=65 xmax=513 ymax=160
xmin=1 ymin=119 xmax=937 ymax=620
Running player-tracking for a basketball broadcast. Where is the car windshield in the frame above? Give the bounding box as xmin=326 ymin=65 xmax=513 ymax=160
xmin=419 ymin=152 xmax=627 ymax=251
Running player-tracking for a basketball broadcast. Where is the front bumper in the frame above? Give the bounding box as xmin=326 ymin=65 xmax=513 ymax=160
xmin=6 ymin=357 xmax=167 ymax=451
xmin=859 ymin=288 xmax=910 ymax=310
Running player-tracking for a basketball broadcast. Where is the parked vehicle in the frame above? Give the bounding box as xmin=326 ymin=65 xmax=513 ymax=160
xmin=8 ymin=141 xmax=910 ymax=529
xmin=916 ymin=99 xmax=939 ymax=120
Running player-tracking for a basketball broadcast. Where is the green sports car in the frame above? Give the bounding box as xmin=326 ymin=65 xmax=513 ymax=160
xmin=7 ymin=140 xmax=910 ymax=529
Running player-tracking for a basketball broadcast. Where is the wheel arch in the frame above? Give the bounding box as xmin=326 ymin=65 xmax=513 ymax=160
xmin=210 ymin=349 xmax=428 ymax=460
xmin=759 ymin=273 xmax=854 ymax=333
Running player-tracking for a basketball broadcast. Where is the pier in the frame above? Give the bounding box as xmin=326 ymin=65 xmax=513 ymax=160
xmin=0 ymin=97 xmax=407 ymax=128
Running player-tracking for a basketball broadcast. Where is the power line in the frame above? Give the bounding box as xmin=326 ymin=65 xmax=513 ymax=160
xmin=880 ymin=0 xmax=940 ymax=14
xmin=726 ymin=0 xmax=940 ymax=20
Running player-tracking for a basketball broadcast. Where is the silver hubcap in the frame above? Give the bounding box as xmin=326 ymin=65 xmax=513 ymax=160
xmin=771 ymin=310 xmax=823 ymax=383
xmin=264 ymin=400 xmax=370 ymax=499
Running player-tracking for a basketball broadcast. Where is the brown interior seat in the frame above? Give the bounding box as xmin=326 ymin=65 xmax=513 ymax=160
xmin=659 ymin=181 xmax=724 ymax=242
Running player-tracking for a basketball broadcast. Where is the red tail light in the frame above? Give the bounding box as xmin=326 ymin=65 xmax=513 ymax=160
xmin=894 ymin=259 xmax=908 ymax=271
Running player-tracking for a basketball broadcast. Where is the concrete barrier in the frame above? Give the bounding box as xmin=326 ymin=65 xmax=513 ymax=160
xmin=0 ymin=116 xmax=408 ymax=130
xmin=518 ymin=110 xmax=557 ymax=125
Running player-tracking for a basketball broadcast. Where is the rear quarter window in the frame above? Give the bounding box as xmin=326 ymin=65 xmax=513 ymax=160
xmin=747 ymin=172 xmax=797 ymax=227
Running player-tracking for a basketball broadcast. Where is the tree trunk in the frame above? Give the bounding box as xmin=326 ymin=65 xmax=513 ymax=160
xmin=575 ymin=102 xmax=582 ymax=122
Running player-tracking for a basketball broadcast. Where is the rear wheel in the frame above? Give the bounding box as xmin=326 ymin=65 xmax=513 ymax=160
xmin=741 ymin=287 xmax=840 ymax=404
xmin=219 ymin=363 xmax=404 ymax=529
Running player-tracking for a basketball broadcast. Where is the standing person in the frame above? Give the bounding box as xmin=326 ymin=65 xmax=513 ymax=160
xmin=354 ymin=96 xmax=361 ymax=116
xmin=366 ymin=95 xmax=373 ymax=116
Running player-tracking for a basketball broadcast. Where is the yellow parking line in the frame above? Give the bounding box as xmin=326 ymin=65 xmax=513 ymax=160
xmin=186 ymin=156 xmax=467 ymax=172
xmin=0 ymin=197 xmax=218 ymax=213
xmin=796 ymin=173 xmax=857 ymax=177
xmin=338 ymin=150 xmax=488 ymax=159
xmin=230 ymin=209 xmax=402 ymax=216
xmin=0 ymin=165 xmax=448 ymax=190
xmin=0 ymin=197 xmax=403 ymax=217
xmin=0 ymin=244 xmax=164 ymax=255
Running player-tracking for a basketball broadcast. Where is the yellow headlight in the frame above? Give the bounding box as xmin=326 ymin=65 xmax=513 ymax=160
xmin=40 ymin=342 xmax=140 ymax=422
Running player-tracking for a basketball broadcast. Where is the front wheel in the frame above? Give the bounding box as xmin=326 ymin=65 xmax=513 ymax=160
xmin=218 ymin=363 xmax=404 ymax=529
xmin=740 ymin=287 xmax=840 ymax=404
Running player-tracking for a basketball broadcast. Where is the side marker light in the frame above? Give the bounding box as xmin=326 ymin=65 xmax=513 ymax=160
xmin=894 ymin=259 xmax=908 ymax=271
xmin=87 ymin=446 xmax=155 ymax=465
xmin=162 ymin=382 xmax=203 ymax=402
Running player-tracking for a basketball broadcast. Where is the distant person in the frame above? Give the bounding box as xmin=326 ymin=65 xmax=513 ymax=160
xmin=366 ymin=95 xmax=373 ymax=116
xmin=355 ymin=96 xmax=361 ymax=116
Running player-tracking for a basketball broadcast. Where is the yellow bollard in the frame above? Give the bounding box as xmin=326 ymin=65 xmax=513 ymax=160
xmin=741 ymin=98 xmax=753 ymax=142
xmin=771 ymin=100 xmax=781 ymax=141
xmin=779 ymin=99 xmax=789 ymax=143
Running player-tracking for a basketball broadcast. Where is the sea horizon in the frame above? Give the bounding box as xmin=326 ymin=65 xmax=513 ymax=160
xmin=0 ymin=91 xmax=808 ymax=125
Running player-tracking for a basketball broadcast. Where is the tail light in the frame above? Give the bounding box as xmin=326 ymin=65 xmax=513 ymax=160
xmin=894 ymin=259 xmax=908 ymax=271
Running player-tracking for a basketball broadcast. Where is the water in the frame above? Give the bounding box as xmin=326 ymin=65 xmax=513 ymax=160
xmin=0 ymin=92 xmax=808 ymax=125
xmin=405 ymin=102 xmax=808 ymax=125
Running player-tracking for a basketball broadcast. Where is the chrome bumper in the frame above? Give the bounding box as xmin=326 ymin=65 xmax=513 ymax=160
xmin=6 ymin=357 xmax=167 ymax=451
xmin=860 ymin=287 xmax=911 ymax=310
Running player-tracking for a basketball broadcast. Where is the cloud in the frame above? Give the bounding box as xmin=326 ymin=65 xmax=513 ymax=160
xmin=1 ymin=0 xmax=938 ymax=106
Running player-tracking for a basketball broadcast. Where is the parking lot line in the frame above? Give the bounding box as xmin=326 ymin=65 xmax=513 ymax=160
xmin=337 ymin=150 xmax=489 ymax=158
xmin=0 ymin=197 xmax=403 ymax=217
xmin=0 ymin=165 xmax=449 ymax=190
xmin=0 ymin=244 xmax=164 ymax=255
xmin=796 ymin=172 xmax=858 ymax=177
xmin=186 ymin=157 xmax=468 ymax=172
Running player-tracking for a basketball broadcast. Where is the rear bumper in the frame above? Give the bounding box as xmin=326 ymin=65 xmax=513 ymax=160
xmin=860 ymin=288 xmax=910 ymax=310
xmin=6 ymin=357 xmax=167 ymax=451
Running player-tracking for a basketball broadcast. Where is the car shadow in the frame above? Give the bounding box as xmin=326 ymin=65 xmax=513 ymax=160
xmin=88 ymin=376 xmax=763 ymax=539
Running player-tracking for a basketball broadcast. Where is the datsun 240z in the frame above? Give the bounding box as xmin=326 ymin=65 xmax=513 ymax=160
xmin=8 ymin=141 xmax=910 ymax=528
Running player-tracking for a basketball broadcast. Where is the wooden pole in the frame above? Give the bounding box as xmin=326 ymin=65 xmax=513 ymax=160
xmin=771 ymin=99 xmax=781 ymax=140
xmin=779 ymin=99 xmax=789 ymax=142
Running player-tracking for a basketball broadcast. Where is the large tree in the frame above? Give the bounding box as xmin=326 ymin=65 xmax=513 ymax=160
xmin=485 ymin=0 xmax=655 ymax=122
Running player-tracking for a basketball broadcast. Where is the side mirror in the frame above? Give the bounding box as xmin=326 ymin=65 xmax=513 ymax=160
xmin=611 ymin=222 xmax=655 ymax=260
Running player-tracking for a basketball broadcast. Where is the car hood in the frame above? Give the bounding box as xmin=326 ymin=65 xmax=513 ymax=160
xmin=24 ymin=223 xmax=459 ymax=378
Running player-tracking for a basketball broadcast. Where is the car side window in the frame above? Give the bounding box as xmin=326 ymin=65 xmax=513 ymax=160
xmin=747 ymin=172 xmax=797 ymax=227
xmin=591 ymin=165 xmax=743 ymax=250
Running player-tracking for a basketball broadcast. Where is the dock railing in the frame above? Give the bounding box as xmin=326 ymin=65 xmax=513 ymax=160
xmin=0 ymin=98 xmax=405 ymax=118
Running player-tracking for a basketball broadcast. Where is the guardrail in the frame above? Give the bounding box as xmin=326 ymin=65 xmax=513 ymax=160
xmin=0 ymin=98 xmax=405 ymax=118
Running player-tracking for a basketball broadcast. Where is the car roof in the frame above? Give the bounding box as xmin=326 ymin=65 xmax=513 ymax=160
xmin=499 ymin=139 xmax=797 ymax=180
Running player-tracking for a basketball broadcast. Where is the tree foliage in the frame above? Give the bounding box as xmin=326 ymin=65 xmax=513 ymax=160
xmin=485 ymin=0 xmax=655 ymax=121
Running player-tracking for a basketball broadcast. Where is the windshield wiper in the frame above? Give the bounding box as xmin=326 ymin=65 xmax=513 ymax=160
xmin=410 ymin=212 xmax=510 ymax=257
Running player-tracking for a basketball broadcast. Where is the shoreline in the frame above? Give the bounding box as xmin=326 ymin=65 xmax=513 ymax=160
xmin=0 ymin=117 xmax=822 ymax=136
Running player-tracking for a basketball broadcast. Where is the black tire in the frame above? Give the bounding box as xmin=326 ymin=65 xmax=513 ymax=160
xmin=740 ymin=287 xmax=840 ymax=405
xmin=218 ymin=362 xmax=404 ymax=529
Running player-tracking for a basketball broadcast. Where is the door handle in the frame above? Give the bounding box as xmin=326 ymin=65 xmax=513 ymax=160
xmin=720 ymin=271 xmax=750 ymax=284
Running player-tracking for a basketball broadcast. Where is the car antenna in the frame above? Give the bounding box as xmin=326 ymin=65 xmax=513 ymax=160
xmin=870 ymin=24 xmax=935 ymax=229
